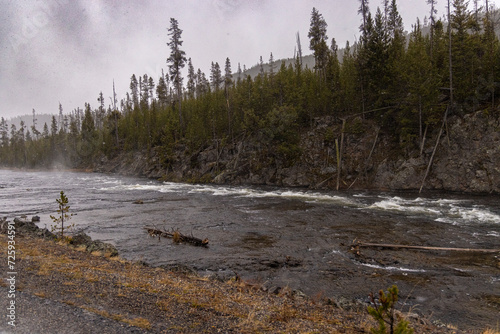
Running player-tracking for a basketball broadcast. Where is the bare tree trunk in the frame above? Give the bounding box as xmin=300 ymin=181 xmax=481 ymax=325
xmin=364 ymin=127 xmax=379 ymax=177
xmin=352 ymin=241 xmax=500 ymax=253
xmin=448 ymin=0 xmax=453 ymax=107
xmin=419 ymin=107 xmax=449 ymax=193
xmin=418 ymin=95 xmax=423 ymax=144
xmin=420 ymin=123 xmax=428 ymax=156
xmin=336 ymin=119 xmax=346 ymax=190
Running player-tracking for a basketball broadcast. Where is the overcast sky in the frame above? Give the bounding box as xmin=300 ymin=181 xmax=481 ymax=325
xmin=0 ymin=0 xmax=487 ymax=120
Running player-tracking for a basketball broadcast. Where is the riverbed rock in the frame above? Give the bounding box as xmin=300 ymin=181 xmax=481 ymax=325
xmin=205 ymin=269 xmax=239 ymax=282
xmin=70 ymin=232 xmax=92 ymax=247
xmin=86 ymin=240 xmax=119 ymax=257
xmin=36 ymin=228 xmax=55 ymax=239
xmin=13 ymin=217 xmax=40 ymax=234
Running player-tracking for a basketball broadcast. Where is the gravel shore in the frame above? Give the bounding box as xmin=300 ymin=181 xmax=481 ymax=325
xmin=0 ymin=287 xmax=146 ymax=334
xmin=0 ymin=220 xmax=466 ymax=333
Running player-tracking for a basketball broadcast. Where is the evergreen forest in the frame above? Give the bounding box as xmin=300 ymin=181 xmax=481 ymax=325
xmin=1 ymin=0 xmax=499 ymax=173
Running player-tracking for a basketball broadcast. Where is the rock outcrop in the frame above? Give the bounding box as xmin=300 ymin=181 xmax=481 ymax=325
xmin=0 ymin=217 xmax=119 ymax=256
xmin=93 ymin=111 xmax=500 ymax=194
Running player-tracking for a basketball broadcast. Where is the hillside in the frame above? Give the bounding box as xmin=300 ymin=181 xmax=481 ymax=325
xmin=94 ymin=110 xmax=500 ymax=195
xmin=5 ymin=114 xmax=56 ymax=132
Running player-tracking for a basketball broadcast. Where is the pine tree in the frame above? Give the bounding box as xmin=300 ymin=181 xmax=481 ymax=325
xmin=386 ymin=0 xmax=406 ymax=105
xmin=148 ymin=77 xmax=155 ymax=105
xmin=326 ymin=37 xmax=341 ymax=111
xmin=50 ymin=191 xmax=73 ymax=239
xmin=210 ymin=62 xmax=223 ymax=92
xmin=224 ymin=57 xmax=233 ymax=139
xmin=357 ymin=8 xmax=374 ymax=114
xmin=0 ymin=117 xmax=8 ymax=149
xmin=31 ymin=109 xmax=40 ymax=140
xmin=187 ymin=58 xmax=196 ymax=99
xmin=403 ymin=19 xmax=440 ymax=149
xmin=269 ymin=52 xmax=275 ymax=80
xmin=97 ymin=93 xmax=105 ymax=130
xmin=156 ymin=74 xmax=169 ymax=106
xmin=308 ymin=7 xmax=329 ymax=79
xmin=427 ymin=0 xmax=438 ymax=57
xmin=339 ymin=41 xmax=359 ymax=115
xmin=259 ymin=56 xmax=265 ymax=77
xmin=237 ymin=63 xmax=243 ymax=84
xmin=450 ymin=0 xmax=476 ymax=107
xmin=362 ymin=8 xmax=389 ymax=109
xmin=9 ymin=124 xmax=18 ymax=165
xmin=130 ymin=74 xmax=139 ymax=109
xmin=51 ymin=115 xmax=58 ymax=137
xmin=141 ymin=74 xmax=150 ymax=108
xmin=167 ymin=17 xmax=187 ymax=128
xmin=81 ymin=103 xmax=96 ymax=147
xmin=42 ymin=123 xmax=49 ymax=139
xmin=358 ymin=0 xmax=371 ymax=37
xmin=224 ymin=57 xmax=233 ymax=92
xmin=196 ymin=68 xmax=209 ymax=97
xmin=482 ymin=0 xmax=499 ymax=109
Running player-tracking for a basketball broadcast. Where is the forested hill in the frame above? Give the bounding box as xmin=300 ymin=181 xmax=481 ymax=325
xmin=1 ymin=2 xmax=500 ymax=193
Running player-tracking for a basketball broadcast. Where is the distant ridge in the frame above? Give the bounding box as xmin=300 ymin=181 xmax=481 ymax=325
xmin=5 ymin=114 xmax=55 ymax=131
xmin=236 ymin=54 xmax=315 ymax=79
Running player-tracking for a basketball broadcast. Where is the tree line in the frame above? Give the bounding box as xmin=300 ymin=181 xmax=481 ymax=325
xmin=1 ymin=0 xmax=499 ymax=170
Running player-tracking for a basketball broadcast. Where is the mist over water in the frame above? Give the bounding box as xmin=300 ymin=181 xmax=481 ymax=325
xmin=1 ymin=169 xmax=499 ymax=329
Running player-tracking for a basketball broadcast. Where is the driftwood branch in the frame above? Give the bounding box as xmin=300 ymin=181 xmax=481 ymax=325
xmin=351 ymin=241 xmax=499 ymax=254
xmin=144 ymin=227 xmax=208 ymax=247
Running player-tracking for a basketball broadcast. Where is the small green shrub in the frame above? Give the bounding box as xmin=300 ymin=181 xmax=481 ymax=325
xmin=367 ymin=285 xmax=414 ymax=334
xmin=50 ymin=191 xmax=74 ymax=240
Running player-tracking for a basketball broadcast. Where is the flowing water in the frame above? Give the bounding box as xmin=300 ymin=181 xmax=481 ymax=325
xmin=1 ymin=169 xmax=499 ymax=329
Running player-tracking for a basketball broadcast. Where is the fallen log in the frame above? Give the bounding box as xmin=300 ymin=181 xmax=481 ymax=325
xmin=144 ymin=227 xmax=209 ymax=247
xmin=351 ymin=241 xmax=500 ymax=254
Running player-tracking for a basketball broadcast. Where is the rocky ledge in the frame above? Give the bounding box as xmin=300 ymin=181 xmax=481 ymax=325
xmin=0 ymin=216 xmax=118 ymax=256
xmin=94 ymin=111 xmax=500 ymax=194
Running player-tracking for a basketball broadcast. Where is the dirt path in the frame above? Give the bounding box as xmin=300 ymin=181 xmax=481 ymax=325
xmin=0 ymin=287 xmax=146 ymax=334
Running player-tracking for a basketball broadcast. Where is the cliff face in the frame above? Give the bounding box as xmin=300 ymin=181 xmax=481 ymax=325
xmin=372 ymin=111 xmax=500 ymax=193
xmin=94 ymin=110 xmax=500 ymax=194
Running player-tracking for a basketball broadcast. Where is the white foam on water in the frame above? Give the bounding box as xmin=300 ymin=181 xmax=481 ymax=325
xmin=360 ymin=263 xmax=426 ymax=273
xmin=96 ymin=177 xmax=500 ymax=226
xmin=436 ymin=204 xmax=500 ymax=225
xmin=187 ymin=185 xmax=359 ymax=206
xmin=367 ymin=197 xmax=441 ymax=216
xmin=365 ymin=195 xmax=500 ymax=225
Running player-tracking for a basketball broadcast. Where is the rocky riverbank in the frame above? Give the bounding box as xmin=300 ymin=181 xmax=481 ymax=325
xmin=0 ymin=216 xmax=465 ymax=333
xmin=94 ymin=110 xmax=500 ymax=194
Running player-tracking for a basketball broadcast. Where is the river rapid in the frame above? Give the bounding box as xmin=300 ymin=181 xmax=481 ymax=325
xmin=1 ymin=169 xmax=499 ymax=330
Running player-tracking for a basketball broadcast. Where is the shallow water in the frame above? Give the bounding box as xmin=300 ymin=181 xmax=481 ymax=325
xmin=1 ymin=169 xmax=499 ymax=329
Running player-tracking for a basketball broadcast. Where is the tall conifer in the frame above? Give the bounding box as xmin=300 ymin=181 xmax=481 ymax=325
xmin=167 ymin=18 xmax=187 ymax=128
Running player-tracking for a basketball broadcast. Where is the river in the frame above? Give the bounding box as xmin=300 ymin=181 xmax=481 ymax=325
xmin=1 ymin=169 xmax=498 ymax=330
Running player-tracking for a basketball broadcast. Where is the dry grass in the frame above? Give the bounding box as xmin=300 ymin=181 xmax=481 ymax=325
xmin=82 ymin=306 xmax=152 ymax=330
xmin=0 ymin=234 xmax=473 ymax=333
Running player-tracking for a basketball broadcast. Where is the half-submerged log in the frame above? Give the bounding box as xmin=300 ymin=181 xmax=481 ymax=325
xmin=144 ymin=227 xmax=209 ymax=247
xmin=351 ymin=241 xmax=499 ymax=254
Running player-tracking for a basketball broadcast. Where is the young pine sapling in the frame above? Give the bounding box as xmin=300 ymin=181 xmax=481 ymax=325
xmin=367 ymin=285 xmax=414 ymax=334
xmin=50 ymin=191 xmax=74 ymax=239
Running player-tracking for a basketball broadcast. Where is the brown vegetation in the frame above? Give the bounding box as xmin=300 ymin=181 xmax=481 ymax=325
xmin=0 ymin=234 xmax=467 ymax=333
